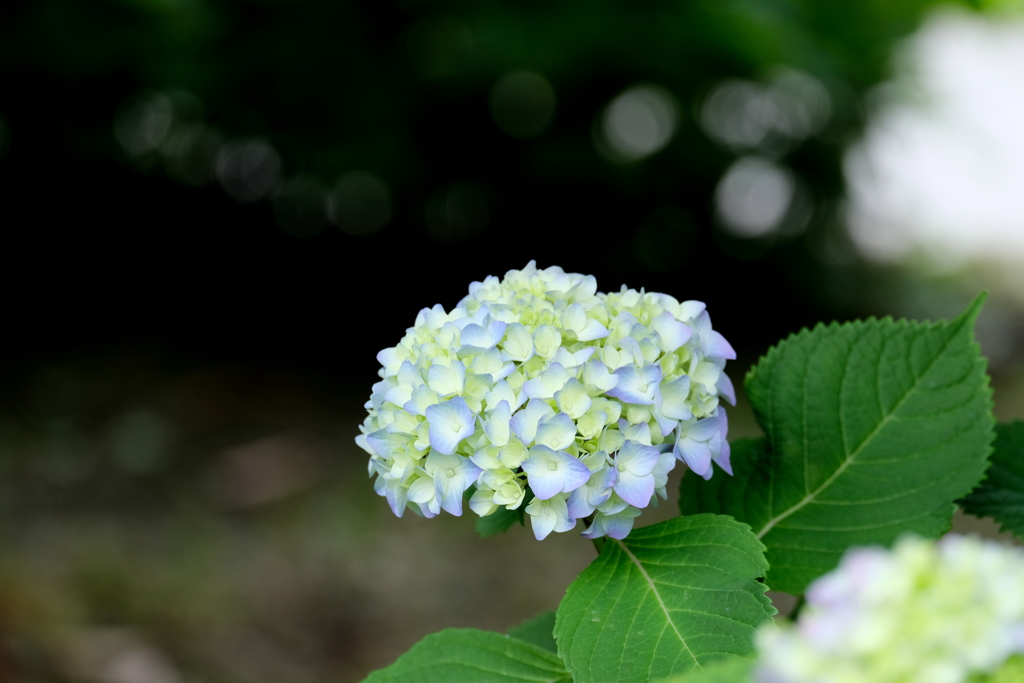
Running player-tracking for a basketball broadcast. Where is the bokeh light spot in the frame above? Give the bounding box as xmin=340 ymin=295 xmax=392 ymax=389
xmin=216 ymin=139 xmax=281 ymax=203
xmin=329 ymin=172 xmax=392 ymax=236
xmin=599 ymin=84 xmax=678 ymax=162
xmin=160 ymin=123 xmax=223 ymax=186
xmin=701 ymin=68 xmax=831 ymax=152
xmin=114 ymin=91 xmax=174 ymax=157
xmin=715 ymin=157 xmax=795 ymax=237
xmin=273 ymin=176 xmax=330 ymax=238
xmin=845 ymin=7 xmax=1024 ymax=301
xmin=489 ymin=71 xmax=557 ymax=139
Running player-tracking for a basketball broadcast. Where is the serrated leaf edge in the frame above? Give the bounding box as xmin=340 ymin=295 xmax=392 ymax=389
xmin=746 ymin=296 xmax=992 ymax=540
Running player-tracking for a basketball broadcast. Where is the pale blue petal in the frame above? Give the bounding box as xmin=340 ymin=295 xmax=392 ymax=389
xmin=522 ymin=377 xmax=551 ymax=400
xmin=425 ymin=397 xmax=474 ymax=455
xmin=618 ymin=440 xmax=660 ymax=476
xmin=622 ymin=421 xmax=652 ymax=446
xmin=614 ymin=470 xmax=655 ymax=508
xmin=658 ymin=375 xmax=693 ymax=420
xmin=577 ymin=318 xmax=610 ymax=341
xmin=713 ymin=438 xmax=733 ymax=476
xmin=606 ymin=386 xmax=656 ymax=405
xmin=367 ymin=429 xmax=406 ymax=458
xmin=676 ymin=438 xmax=712 ymax=476
xmin=438 ymin=480 xmax=465 ymax=516
xmin=427 ymin=361 xmax=466 ymax=396
xmin=376 ymin=347 xmax=405 ymax=375
xmin=553 ymin=510 xmax=576 ymax=534
xmin=717 ymin=372 xmax=737 ymax=405
xmin=566 ymin=487 xmax=597 ymax=518
xmin=384 ymin=384 xmax=414 ymax=407
xmin=380 ymin=479 xmax=408 ymax=517
xmin=559 ymin=453 xmax=593 ymax=493
xmin=529 ymin=505 xmax=557 ymax=540
xmin=522 ymin=446 xmax=563 ymax=500
xmin=678 ymin=300 xmax=706 ymax=321
xmin=641 ymin=364 xmax=663 ymax=386
xmin=582 ymin=360 xmax=619 ymax=393
xmin=602 ymin=508 xmax=641 ymax=539
xmin=598 ymin=493 xmax=630 ymax=515
xmin=686 ymin=416 xmax=721 ymax=443
xmin=706 ymin=330 xmax=737 ymax=360
xmin=470 ymin=447 xmax=504 ymax=470
xmin=483 ymin=400 xmax=512 ymax=447
xmin=618 ymin=336 xmax=644 ymax=365
xmin=408 ymin=477 xmax=435 ymax=504
xmin=460 ymin=320 xmax=507 ymax=351
xmin=509 ymin=399 xmax=554 ymax=444
xmin=607 ymin=365 xmax=656 ymax=405
xmin=654 ymin=411 xmax=678 ymax=438
xmin=493 ymin=362 xmax=516 ymax=382
xmin=397 ymin=360 xmax=420 ymax=386
xmin=456 ymin=458 xmax=483 ymax=485
xmin=534 ymin=413 xmax=577 ymax=451
xmin=651 ymin=311 xmax=693 ymax=352
xmin=580 ymin=519 xmax=606 ymax=540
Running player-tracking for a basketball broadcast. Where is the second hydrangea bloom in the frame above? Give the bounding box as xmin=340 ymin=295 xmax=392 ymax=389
xmin=357 ymin=261 xmax=736 ymax=540
xmin=756 ymin=535 xmax=1024 ymax=683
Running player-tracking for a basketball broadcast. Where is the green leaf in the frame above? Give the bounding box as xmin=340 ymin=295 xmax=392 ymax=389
xmin=362 ymin=628 xmax=571 ymax=683
xmin=682 ymin=296 xmax=994 ymax=594
xmin=508 ymin=610 xmax=557 ymax=653
xmin=654 ymin=658 xmax=755 ymax=683
xmin=968 ymin=654 xmax=1024 ymax=682
xmin=554 ymin=514 xmax=775 ymax=683
xmin=961 ymin=421 xmax=1024 ymax=539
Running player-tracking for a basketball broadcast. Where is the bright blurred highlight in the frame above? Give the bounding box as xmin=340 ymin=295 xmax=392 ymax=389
xmin=846 ymin=9 xmax=1024 ymax=298
xmin=701 ymin=69 xmax=831 ymax=153
xmin=598 ymin=84 xmax=678 ymax=162
xmin=114 ymin=91 xmax=174 ymax=158
xmin=715 ymin=157 xmax=799 ymax=238
xmin=216 ymin=138 xmax=281 ymax=203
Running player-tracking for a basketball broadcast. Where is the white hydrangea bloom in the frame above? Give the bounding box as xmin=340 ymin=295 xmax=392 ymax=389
xmin=356 ymin=261 xmax=736 ymax=540
xmin=755 ymin=535 xmax=1024 ymax=683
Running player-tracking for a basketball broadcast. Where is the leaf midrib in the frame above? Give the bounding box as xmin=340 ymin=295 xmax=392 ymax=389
xmin=614 ymin=539 xmax=704 ymax=672
xmin=754 ymin=319 xmax=963 ymax=540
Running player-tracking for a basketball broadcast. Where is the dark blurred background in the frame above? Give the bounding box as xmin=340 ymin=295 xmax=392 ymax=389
xmin=2 ymin=0 xmax=1023 ymax=681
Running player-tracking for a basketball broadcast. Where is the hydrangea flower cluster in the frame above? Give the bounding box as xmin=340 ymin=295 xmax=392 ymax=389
xmin=355 ymin=262 xmax=736 ymax=541
xmin=756 ymin=535 xmax=1024 ymax=683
